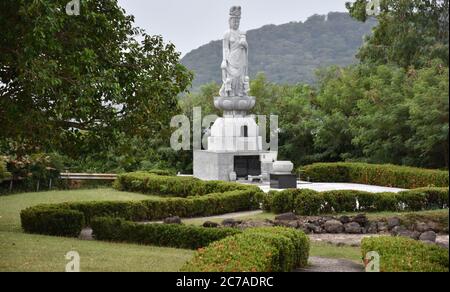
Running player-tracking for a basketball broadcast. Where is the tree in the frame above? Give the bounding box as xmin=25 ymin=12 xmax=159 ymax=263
xmin=0 ymin=0 xmax=192 ymax=158
xmin=346 ymin=0 xmax=449 ymax=68
xmin=406 ymin=61 xmax=449 ymax=167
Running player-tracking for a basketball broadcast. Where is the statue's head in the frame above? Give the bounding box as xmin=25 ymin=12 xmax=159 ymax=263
xmin=229 ymin=6 xmax=241 ymax=30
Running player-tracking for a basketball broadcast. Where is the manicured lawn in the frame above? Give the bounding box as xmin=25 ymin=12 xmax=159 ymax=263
xmin=309 ymin=242 xmax=362 ymax=262
xmin=0 ymin=188 xmax=153 ymax=232
xmin=0 ymin=231 xmax=193 ymax=272
xmin=0 ymin=188 xmax=194 ymax=272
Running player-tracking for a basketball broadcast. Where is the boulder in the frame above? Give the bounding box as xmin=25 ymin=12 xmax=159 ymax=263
xmin=377 ymin=221 xmax=388 ymax=233
xmin=387 ymin=217 xmax=401 ymax=230
xmin=203 ymin=221 xmax=220 ymax=228
xmin=344 ymin=222 xmax=362 ymax=234
xmin=306 ymin=223 xmax=323 ymax=234
xmin=222 ymin=218 xmax=240 ymax=227
xmin=275 ymin=212 xmax=298 ymax=221
xmin=163 ymin=216 xmax=182 ymax=224
xmin=366 ymin=222 xmax=379 ymax=234
xmin=339 ymin=216 xmax=351 ymax=224
xmin=324 ymin=220 xmax=344 ymax=234
xmin=419 ymin=231 xmax=437 ymax=243
xmin=352 ymin=214 xmax=368 ymax=226
xmin=415 ymin=222 xmax=431 ymax=233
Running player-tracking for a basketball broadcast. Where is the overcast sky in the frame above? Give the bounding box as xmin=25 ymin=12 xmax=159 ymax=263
xmin=117 ymin=0 xmax=350 ymax=56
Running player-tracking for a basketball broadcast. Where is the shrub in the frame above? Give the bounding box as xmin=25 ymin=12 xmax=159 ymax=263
xmin=263 ymin=188 xmax=449 ymax=215
xmin=20 ymin=206 xmax=84 ymax=237
xmin=20 ymin=189 xmax=262 ymax=233
xmin=181 ymin=227 xmax=310 ymax=272
xmin=91 ymin=217 xmax=241 ymax=249
xmin=300 ymin=162 xmax=449 ymax=188
xmin=361 ymin=236 xmax=449 ymax=272
xmin=0 ymin=156 xmax=11 ymax=183
xmin=113 ymin=172 xmax=256 ymax=197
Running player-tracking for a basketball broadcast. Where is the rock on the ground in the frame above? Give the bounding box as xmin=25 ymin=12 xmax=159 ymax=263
xmin=222 ymin=218 xmax=241 ymax=227
xmin=344 ymin=222 xmax=362 ymax=234
xmin=377 ymin=222 xmax=388 ymax=233
xmin=419 ymin=231 xmax=437 ymax=243
xmin=163 ymin=216 xmax=182 ymax=224
xmin=366 ymin=222 xmax=378 ymax=234
xmin=387 ymin=217 xmax=401 ymax=230
xmin=324 ymin=220 xmax=344 ymax=234
xmin=275 ymin=212 xmax=298 ymax=221
xmin=352 ymin=214 xmax=368 ymax=226
xmin=415 ymin=222 xmax=431 ymax=233
xmin=203 ymin=221 xmax=220 ymax=228
xmin=306 ymin=223 xmax=323 ymax=234
xmin=339 ymin=216 xmax=351 ymax=224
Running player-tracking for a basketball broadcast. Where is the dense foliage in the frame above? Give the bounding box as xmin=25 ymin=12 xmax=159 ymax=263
xmin=301 ymin=162 xmax=449 ymax=188
xmin=181 ymin=227 xmax=310 ymax=272
xmin=91 ymin=217 xmax=241 ymax=249
xmin=0 ymin=157 xmax=11 ymax=183
xmin=0 ymin=0 xmax=192 ymax=169
xmin=263 ymin=187 xmax=449 ymax=215
xmin=361 ymin=236 xmax=449 ymax=272
xmin=182 ymin=12 xmax=376 ymax=89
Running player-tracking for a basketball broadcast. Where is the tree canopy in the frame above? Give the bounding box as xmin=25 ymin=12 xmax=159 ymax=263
xmin=0 ymin=0 xmax=192 ymax=157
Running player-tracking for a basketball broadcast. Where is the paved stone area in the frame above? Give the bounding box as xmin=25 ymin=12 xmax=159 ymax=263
xmin=254 ymin=181 xmax=406 ymax=193
xmin=296 ymin=257 xmax=364 ymax=272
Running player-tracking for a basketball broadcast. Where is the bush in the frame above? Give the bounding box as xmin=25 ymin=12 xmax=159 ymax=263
xmin=0 ymin=156 xmax=11 ymax=183
xmin=91 ymin=217 xmax=241 ymax=249
xmin=181 ymin=227 xmax=310 ymax=272
xmin=113 ymin=172 xmax=256 ymax=197
xmin=361 ymin=236 xmax=449 ymax=272
xmin=263 ymin=188 xmax=449 ymax=215
xmin=20 ymin=189 xmax=262 ymax=232
xmin=20 ymin=206 xmax=84 ymax=237
xmin=300 ymin=162 xmax=449 ymax=188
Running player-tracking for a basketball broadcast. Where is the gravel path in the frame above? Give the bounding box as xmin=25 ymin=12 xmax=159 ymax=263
xmin=296 ymin=257 xmax=364 ymax=272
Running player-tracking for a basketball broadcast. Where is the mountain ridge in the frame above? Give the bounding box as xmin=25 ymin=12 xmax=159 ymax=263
xmin=181 ymin=12 xmax=377 ymax=90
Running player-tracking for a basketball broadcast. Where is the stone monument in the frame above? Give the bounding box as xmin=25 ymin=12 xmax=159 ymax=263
xmin=193 ymin=6 xmax=277 ymax=181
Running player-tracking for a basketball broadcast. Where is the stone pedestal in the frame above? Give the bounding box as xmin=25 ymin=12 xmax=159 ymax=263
xmin=270 ymin=173 xmax=298 ymax=189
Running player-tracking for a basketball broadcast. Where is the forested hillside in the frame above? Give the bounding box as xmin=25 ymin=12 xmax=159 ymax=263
xmin=182 ymin=12 xmax=376 ymax=90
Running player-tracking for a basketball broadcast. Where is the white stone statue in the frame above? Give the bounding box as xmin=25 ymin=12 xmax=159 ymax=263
xmin=219 ymin=6 xmax=250 ymax=97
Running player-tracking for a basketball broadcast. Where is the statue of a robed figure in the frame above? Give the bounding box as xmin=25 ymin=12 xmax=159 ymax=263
xmin=219 ymin=6 xmax=250 ymax=97
xmin=214 ymin=6 xmax=255 ymax=116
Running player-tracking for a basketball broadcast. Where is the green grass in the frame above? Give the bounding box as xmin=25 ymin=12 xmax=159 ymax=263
xmin=309 ymin=242 xmax=362 ymax=262
xmin=0 ymin=231 xmax=193 ymax=272
xmin=183 ymin=212 xmax=277 ymax=226
xmin=0 ymin=188 xmax=153 ymax=232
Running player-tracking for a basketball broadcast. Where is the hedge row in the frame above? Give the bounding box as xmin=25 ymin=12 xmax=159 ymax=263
xmin=361 ymin=236 xmax=449 ymax=272
xmin=181 ymin=227 xmax=310 ymax=272
xmin=20 ymin=206 xmax=84 ymax=237
xmin=91 ymin=217 xmax=241 ymax=249
xmin=263 ymin=187 xmax=449 ymax=215
xmin=20 ymin=189 xmax=261 ymax=237
xmin=113 ymin=172 xmax=257 ymax=197
xmin=300 ymin=162 xmax=449 ymax=189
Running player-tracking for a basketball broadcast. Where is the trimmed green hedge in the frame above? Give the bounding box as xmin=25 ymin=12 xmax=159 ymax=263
xmin=361 ymin=236 xmax=449 ymax=272
xmin=263 ymin=188 xmax=449 ymax=215
xmin=20 ymin=189 xmax=261 ymax=236
xmin=181 ymin=227 xmax=310 ymax=272
xmin=20 ymin=206 xmax=84 ymax=237
xmin=91 ymin=217 xmax=241 ymax=249
xmin=113 ymin=172 xmax=257 ymax=197
xmin=300 ymin=163 xmax=449 ymax=189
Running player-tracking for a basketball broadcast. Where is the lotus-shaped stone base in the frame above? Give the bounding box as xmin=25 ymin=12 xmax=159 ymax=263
xmin=214 ymin=96 xmax=256 ymax=115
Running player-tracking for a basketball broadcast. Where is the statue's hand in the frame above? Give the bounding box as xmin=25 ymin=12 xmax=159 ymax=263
xmin=221 ymin=60 xmax=227 ymax=69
